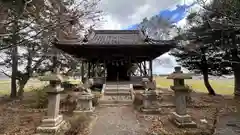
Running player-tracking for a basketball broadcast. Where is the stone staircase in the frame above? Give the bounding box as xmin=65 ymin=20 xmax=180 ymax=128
xmin=99 ymin=83 xmax=134 ymax=105
xmin=104 ymin=84 xmax=132 ymax=95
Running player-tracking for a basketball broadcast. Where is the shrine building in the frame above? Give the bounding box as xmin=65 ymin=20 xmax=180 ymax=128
xmin=54 ymin=30 xmax=176 ymax=88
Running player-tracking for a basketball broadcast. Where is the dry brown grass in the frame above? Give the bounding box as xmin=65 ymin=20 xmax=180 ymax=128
xmin=65 ymin=113 xmax=91 ymax=135
xmin=155 ymin=76 xmax=234 ymax=95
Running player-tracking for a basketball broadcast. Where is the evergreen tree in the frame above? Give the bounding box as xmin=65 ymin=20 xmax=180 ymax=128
xmin=171 ymin=11 xmax=232 ymax=95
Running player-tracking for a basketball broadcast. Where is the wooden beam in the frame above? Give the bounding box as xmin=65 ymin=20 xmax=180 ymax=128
xmin=149 ymin=60 xmax=153 ymax=81
xmin=92 ymin=63 xmax=96 ymax=77
xmin=81 ymin=60 xmax=84 ymax=82
xmin=88 ymin=62 xmax=91 ymax=78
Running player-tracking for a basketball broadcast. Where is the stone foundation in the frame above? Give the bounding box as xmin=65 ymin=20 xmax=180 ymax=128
xmin=141 ymin=90 xmax=162 ymax=114
xmin=73 ymin=107 xmax=95 ymax=114
xmin=140 ymin=107 xmax=162 ymax=114
xmin=36 ymin=115 xmax=70 ymax=135
xmin=74 ymin=94 xmax=94 ymax=114
xmin=170 ymin=112 xmax=197 ymax=128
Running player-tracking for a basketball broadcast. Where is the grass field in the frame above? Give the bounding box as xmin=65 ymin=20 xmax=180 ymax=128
xmin=0 ymin=77 xmax=235 ymax=96
xmin=0 ymin=79 xmax=48 ymax=96
xmin=155 ymin=76 xmax=234 ymax=95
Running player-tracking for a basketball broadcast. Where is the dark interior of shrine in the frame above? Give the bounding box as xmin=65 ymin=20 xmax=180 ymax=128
xmin=106 ymin=63 xmax=130 ymax=81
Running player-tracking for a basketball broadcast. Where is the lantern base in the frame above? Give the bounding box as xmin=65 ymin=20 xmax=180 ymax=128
xmin=170 ymin=112 xmax=197 ymax=128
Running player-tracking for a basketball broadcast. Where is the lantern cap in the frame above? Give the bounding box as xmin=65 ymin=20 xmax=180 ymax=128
xmin=167 ymin=73 xmax=192 ymax=79
xmin=167 ymin=66 xmax=192 ymax=79
xmin=170 ymin=85 xmax=192 ymax=92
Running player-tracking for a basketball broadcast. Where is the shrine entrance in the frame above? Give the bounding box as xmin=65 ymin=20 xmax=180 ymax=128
xmin=106 ymin=63 xmax=130 ymax=81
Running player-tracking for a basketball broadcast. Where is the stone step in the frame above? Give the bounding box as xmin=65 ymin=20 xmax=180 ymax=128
xmin=99 ymin=103 xmax=133 ymax=107
xmin=99 ymin=95 xmax=133 ymax=105
xmin=104 ymin=89 xmax=131 ymax=92
xmin=104 ymin=91 xmax=131 ymax=96
xmin=102 ymin=95 xmax=133 ymax=100
xmin=104 ymin=87 xmax=130 ymax=90
xmin=105 ymin=84 xmax=130 ymax=87
xmin=99 ymin=99 xmax=133 ymax=105
xmin=105 ymin=84 xmax=131 ymax=90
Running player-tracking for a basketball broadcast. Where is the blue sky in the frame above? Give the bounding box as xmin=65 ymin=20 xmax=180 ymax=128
xmin=99 ymin=0 xmax=197 ymax=30
xmin=123 ymin=1 xmax=196 ymax=74
xmin=98 ymin=0 xmax=197 ymax=74
xmin=125 ymin=2 xmax=195 ymax=30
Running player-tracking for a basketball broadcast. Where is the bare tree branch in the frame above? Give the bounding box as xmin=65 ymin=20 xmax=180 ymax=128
xmin=0 ymin=69 xmax=11 ymax=78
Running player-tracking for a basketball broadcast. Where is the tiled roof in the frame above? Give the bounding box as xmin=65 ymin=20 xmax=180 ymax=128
xmin=84 ymin=30 xmax=147 ymax=45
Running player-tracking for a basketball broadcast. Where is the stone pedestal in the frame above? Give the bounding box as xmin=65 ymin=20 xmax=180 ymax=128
xmin=36 ymin=74 xmax=70 ymax=135
xmin=170 ymin=88 xmax=196 ymax=128
xmin=74 ymin=93 xmax=94 ymax=114
xmin=167 ymin=67 xmax=197 ymax=128
xmin=171 ymin=112 xmax=196 ymax=128
xmin=141 ymin=90 xmax=162 ymax=114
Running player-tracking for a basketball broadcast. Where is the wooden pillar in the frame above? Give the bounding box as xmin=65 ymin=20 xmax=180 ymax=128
xmin=88 ymin=62 xmax=91 ymax=78
xmin=144 ymin=61 xmax=147 ymax=76
xmin=104 ymin=60 xmax=106 ymax=83
xmin=138 ymin=63 xmax=143 ymax=76
xmin=81 ymin=60 xmax=84 ymax=82
xmin=92 ymin=63 xmax=95 ymax=77
xmin=149 ymin=60 xmax=153 ymax=81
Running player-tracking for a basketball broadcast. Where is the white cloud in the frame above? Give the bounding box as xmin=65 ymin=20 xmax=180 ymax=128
xmin=99 ymin=15 xmax=121 ymax=30
xmin=98 ymin=0 xmax=179 ymax=29
xmin=95 ymin=0 xmax=196 ymax=74
xmin=182 ymin=0 xmax=195 ymax=5
xmin=177 ymin=18 xmax=187 ymax=27
xmin=128 ymin=4 xmax=151 ymax=24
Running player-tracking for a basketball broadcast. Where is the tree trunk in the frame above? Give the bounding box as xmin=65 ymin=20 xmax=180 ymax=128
xmin=229 ymin=32 xmax=240 ymax=97
xmin=10 ymin=23 xmax=18 ymax=98
xmin=199 ymin=48 xmax=216 ymax=96
xmin=8 ymin=1 xmax=25 ymax=98
xmin=203 ymin=70 xmax=216 ymax=95
xmin=10 ymin=46 xmax=18 ymax=98
xmin=233 ymin=66 xmax=240 ymax=97
xmin=17 ymin=79 xmax=28 ymax=99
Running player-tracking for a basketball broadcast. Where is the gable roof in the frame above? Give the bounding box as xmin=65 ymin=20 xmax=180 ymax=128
xmin=53 ymin=29 xmax=177 ymax=62
xmin=83 ymin=30 xmax=148 ymax=45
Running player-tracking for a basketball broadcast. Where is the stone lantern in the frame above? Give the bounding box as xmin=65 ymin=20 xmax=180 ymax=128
xmin=141 ymin=79 xmax=162 ymax=114
xmin=36 ymin=74 xmax=69 ymax=134
xmin=73 ymin=79 xmax=94 ymax=114
xmin=167 ymin=66 xmax=196 ymax=128
xmin=73 ymin=92 xmax=94 ymax=114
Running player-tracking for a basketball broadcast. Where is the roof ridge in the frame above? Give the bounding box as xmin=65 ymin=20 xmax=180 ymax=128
xmin=93 ymin=30 xmax=140 ymax=34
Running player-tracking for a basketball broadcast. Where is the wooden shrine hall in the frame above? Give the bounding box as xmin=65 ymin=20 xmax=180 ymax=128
xmin=54 ymin=30 xmax=176 ymax=87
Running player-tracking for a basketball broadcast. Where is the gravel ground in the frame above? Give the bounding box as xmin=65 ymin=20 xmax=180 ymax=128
xmin=90 ymin=106 xmax=147 ymax=135
xmin=214 ymin=112 xmax=240 ymax=135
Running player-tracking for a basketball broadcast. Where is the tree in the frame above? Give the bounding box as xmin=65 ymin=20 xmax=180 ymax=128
xmin=171 ymin=10 xmax=234 ymax=95
xmin=171 ymin=39 xmax=231 ymax=95
xmin=136 ymin=15 xmax=175 ymax=77
xmin=139 ymin=16 xmax=174 ymax=40
xmin=0 ymin=0 xmax=103 ymax=98
xmin=0 ymin=0 xmax=30 ymax=98
xmin=194 ymin=0 xmax=240 ymax=96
